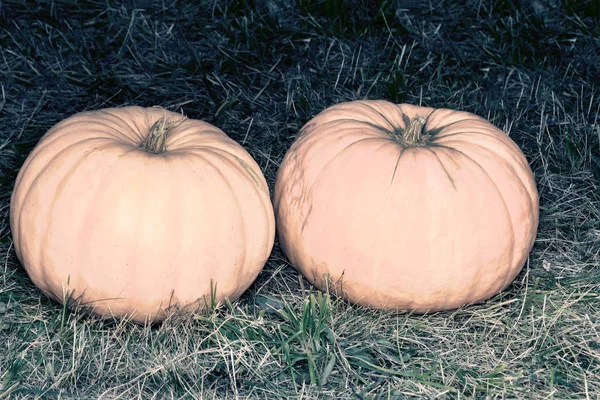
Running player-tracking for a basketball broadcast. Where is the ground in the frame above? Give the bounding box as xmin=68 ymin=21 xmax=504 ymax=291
xmin=0 ymin=0 xmax=599 ymax=398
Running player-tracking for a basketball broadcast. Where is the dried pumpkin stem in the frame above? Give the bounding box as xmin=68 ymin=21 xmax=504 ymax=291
xmin=402 ymin=116 xmax=427 ymax=146
xmin=140 ymin=117 xmax=183 ymax=154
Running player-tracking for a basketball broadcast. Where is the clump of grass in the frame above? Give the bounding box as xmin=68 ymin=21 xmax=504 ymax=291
xmin=1 ymin=0 xmax=599 ymax=398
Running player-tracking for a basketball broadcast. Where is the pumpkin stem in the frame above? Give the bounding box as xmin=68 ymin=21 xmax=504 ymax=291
xmin=140 ymin=117 xmax=184 ymax=154
xmin=402 ymin=116 xmax=427 ymax=146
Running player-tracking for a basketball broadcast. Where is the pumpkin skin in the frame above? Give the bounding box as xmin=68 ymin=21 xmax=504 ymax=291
xmin=10 ymin=106 xmax=275 ymax=323
xmin=274 ymin=100 xmax=539 ymax=312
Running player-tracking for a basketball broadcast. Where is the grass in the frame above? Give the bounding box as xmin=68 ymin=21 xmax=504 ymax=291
xmin=1 ymin=0 xmax=599 ymax=398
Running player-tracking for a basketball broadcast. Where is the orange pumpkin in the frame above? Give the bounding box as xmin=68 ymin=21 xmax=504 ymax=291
xmin=10 ymin=106 xmax=275 ymax=323
xmin=274 ymin=100 xmax=539 ymax=312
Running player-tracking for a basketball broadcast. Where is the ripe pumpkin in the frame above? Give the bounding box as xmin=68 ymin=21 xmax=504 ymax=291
xmin=10 ymin=106 xmax=275 ymax=323
xmin=274 ymin=100 xmax=539 ymax=312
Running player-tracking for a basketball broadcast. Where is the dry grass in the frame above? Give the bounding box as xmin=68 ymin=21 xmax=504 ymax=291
xmin=1 ymin=0 xmax=599 ymax=398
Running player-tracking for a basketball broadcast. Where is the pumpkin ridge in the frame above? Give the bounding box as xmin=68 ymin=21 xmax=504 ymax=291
xmin=433 ymin=129 xmax=521 ymax=154
xmin=234 ymin=156 xmax=268 ymax=195
xmin=300 ymin=136 xmax=389 ymax=192
xmin=389 ymin=147 xmax=406 ymax=185
xmin=302 ymin=118 xmax=395 ymax=136
xmin=434 ymin=133 xmax=533 ymax=186
xmin=13 ymin=135 xmax=120 ymax=199
xmin=15 ymin=138 xmax=128 ymax=269
xmin=74 ymin=146 xmax=143 ymax=309
xmin=359 ymin=101 xmax=398 ymax=131
xmin=189 ymin=147 xmax=273 ymax=225
xmin=177 ymin=149 xmax=268 ymax=287
xmin=425 ymin=117 xmax=471 ymax=137
xmin=84 ymin=122 xmax=143 ymax=143
xmin=165 ymin=159 xmax=181 ymax=313
xmin=190 ymin=151 xmax=250 ymax=295
xmin=299 ymin=202 xmax=313 ymax=235
xmin=101 ymin=107 xmax=150 ymax=143
xmin=188 ymin=146 xmax=270 ymax=196
xmin=357 ymin=120 xmax=394 ymax=135
xmin=433 ymin=144 xmax=517 ymax=286
xmin=36 ymin=119 xmax=109 ymax=145
xmin=424 ymin=147 xmax=457 ymax=190
xmin=169 ymin=152 xmax=247 ymax=302
xmin=436 ymin=132 xmax=536 ymax=203
xmin=165 ymin=127 xmax=226 ymax=148
xmin=437 ymin=139 xmax=538 ymax=272
xmin=39 ymin=143 xmax=130 ymax=298
xmin=78 ymin=110 xmax=133 ymax=143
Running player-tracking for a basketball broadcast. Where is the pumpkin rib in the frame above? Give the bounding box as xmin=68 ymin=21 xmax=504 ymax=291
xmin=50 ymin=115 xmax=139 ymax=144
xmin=163 ymin=159 xmax=180 ymax=313
xmin=440 ymin=122 xmax=520 ymax=147
xmin=422 ymin=107 xmax=439 ymax=129
xmin=165 ymin=126 xmax=229 ymax=149
xmin=13 ymin=135 xmax=119 ymax=200
xmin=198 ymin=151 xmax=252 ymax=293
xmin=441 ymin=140 xmax=537 ymax=287
xmin=389 ymin=147 xmax=406 ymax=185
xmin=12 ymin=135 xmax=120 ymax=197
xmin=436 ymin=139 xmax=538 ymax=273
xmin=14 ymin=138 xmax=127 ymax=268
xmin=186 ymin=146 xmax=271 ymax=199
xmin=73 ymin=116 xmax=141 ymax=143
xmin=299 ymin=118 xmax=395 ymax=137
xmin=373 ymin=146 xmax=416 ymax=304
xmin=125 ymin=162 xmax=147 ymax=318
xmin=450 ymin=139 xmax=536 ymax=219
xmin=40 ymin=145 xmax=138 ymax=300
xmin=213 ymin=150 xmax=272 ymax=295
xmin=433 ymin=129 xmax=525 ymax=160
xmin=211 ymin=147 xmax=275 ymax=252
xmin=425 ymin=147 xmax=457 ymax=190
xmin=431 ymin=129 xmax=510 ymax=145
xmin=434 ymin=134 xmax=533 ymax=191
xmin=181 ymin=150 xmax=249 ymax=287
xmin=424 ymin=109 xmax=485 ymax=130
xmin=314 ymin=101 xmax=396 ymax=132
xmin=80 ymin=121 xmax=142 ymax=144
xmin=286 ymin=123 xmax=372 ymax=165
xmin=360 ymin=101 xmax=398 ymax=131
xmin=436 ymin=135 xmax=537 ymax=212
xmin=165 ymin=157 xmax=192 ymax=314
xmin=424 ymin=115 xmax=476 ymax=137
xmin=436 ymin=132 xmax=525 ymax=167
xmin=161 ymin=154 xmax=201 ymax=308
xmin=180 ymin=147 xmax=275 ymax=293
xmin=36 ymin=117 xmax=111 ymax=142
xmin=101 ymin=107 xmax=150 ymax=143
xmin=165 ymin=151 xmax=246 ymax=305
xmin=431 ymin=143 xmax=517 ymax=283
xmin=74 ymin=146 xmax=147 ymax=312
xmin=158 ymin=150 xmax=245 ymax=307
xmin=298 ymin=136 xmax=391 ymax=193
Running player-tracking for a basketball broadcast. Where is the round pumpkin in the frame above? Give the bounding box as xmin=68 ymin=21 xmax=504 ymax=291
xmin=10 ymin=106 xmax=275 ymax=323
xmin=274 ymin=100 xmax=539 ymax=312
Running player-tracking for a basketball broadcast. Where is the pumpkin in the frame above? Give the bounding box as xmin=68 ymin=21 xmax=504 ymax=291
xmin=274 ymin=100 xmax=539 ymax=312
xmin=10 ymin=106 xmax=275 ymax=323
